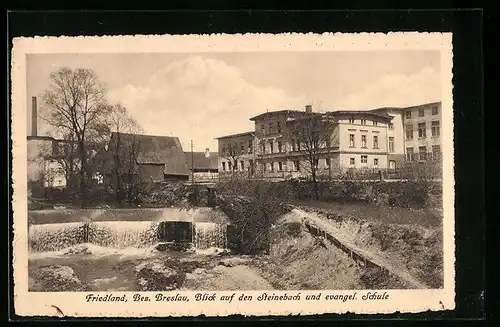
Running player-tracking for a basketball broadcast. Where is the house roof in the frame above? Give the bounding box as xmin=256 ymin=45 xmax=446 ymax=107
xmin=185 ymin=152 xmax=219 ymax=170
xmin=249 ymin=110 xmax=321 ymax=121
xmin=109 ymin=132 xmax=190 ymax=176
xmin=327 ymin=110 xmax=394 ymax=120
xmin=215 ymin=131 xmax=254 ymax=140
xmin=367 ymin=101 xmax=442 ymax=113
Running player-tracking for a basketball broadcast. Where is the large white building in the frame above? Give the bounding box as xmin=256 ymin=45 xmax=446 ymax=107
xmin=216 ymin=102 xmax=442 ymax=179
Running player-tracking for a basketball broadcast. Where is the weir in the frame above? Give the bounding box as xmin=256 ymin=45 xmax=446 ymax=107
xmin=28 ymin=209 xmax=230 ymax=252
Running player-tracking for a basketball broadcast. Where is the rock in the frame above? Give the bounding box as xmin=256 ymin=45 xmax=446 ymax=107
xmin=29 ymin=265 xmax=84 ymax=291
xmin=134 ymin=260 xmax=185 ymax=291
xmin=218 ymin=257 xmax=250 ymax=267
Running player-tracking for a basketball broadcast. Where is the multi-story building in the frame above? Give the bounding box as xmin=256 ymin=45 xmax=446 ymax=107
xmin=216 ymin=131 xmax=257 ymax=176
xmin=400 ymin=102 xmax=442 ymax=163
xmin=216 ymin=101 xmax=442 ymax=179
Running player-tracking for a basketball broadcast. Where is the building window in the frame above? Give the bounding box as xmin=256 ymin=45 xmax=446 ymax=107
xmin=418 ymin=123 xmax=426 ymax=138
xmin=297 ymin=141 xmax=301 ymax=151
xmin=350 ymin=158 xmax=355 ymax=166
xmin=349 ymin=118 xmax=355 ymax=124
xmin=374 ymin=158 xmax=379 ymax=167
xmin=261 ymin=142 xmax=266 ymax=154
xmin=432 ymin=106 xmax=439 ymax=115
xmin=431 ymin=121 xmax=440 ymax=137
xmin=361 ymin=155 xmax=368 ymax=164
xmin=432 ymin=145 xmax=441 ymax=161
xmin=269 ymin=123 xmax=274 ymax=134
xmin=389 ymin=137 xmax=395 ymax=152
xmin=406 ymin=125 xmax=414 ymax=140
xmin=270 ymin=162 xmax=274 ymax=172
xmin=234 ymin=160 xmax=238 ymax=171
xmin=291 ymin=139 xmax=296 ymax=151
xmin=240 ymin=142 xmax=245 ymax=153
xmin=278 ymin=141 xmax=282 ymax=152
xmin=419 ymin=146 xmax=427 ymax=161
xmin=419 ymin=108 xmax=425 ymax=117
xmin=388 ymin=122 xmax=394 ymax=130
xmin=269 ymin=141 xmax=274 ymax=153
xmin=389 ymin=160 xmax=396 ymax=169
xmin=406 ymin=147 xmax=414 ymax=161
xmin=361 ymin=119 xmax=367 ymax=125
xmin=314 ymin=158 xmax=319 ymax=168
xmin=240 ymin=161 xmax=245 ymax=171
xmin=405 ymin=111 xmax=411 ymax=119
xmin=278 ymin=162 xmax=283 ymax=171
xmin=349 ymin=134 xmax=355 ymax=148
xmin=361 ymin=135 xmax=367 ymax=148
xmin=222 ymin=162 xmax=226 ymax=171
xmin=326 ymin=158 xmax=331 ymax=168
xmin=248 ymin=140 xmax=253 ymax=153
xmin=373 ymin=135 xmax=379 ymax=149
xmin=228 ymin=161 xmax=232 ymax=171
xmin=373 ymin=121 xmax=378 ymax=126
xmin=277 ymin=122 xmax=281 ymax=133
xmin=294 ymin=161 xmax=300 ymax=171
xmin=222 ymin=145 xmax=226 ymax=155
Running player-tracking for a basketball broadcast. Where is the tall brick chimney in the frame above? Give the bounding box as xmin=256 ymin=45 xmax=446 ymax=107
xmin=305 ymin=104 xmax=313 ymax=113
xmin=31 ymin=96 xmax=37 ymax=136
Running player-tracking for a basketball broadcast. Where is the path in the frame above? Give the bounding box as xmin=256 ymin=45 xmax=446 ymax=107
xmin=294 ymin=208 xmax=428 ymax=289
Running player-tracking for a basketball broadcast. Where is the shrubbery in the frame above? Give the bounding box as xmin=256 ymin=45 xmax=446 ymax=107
xmin=217 ymin=178 xmax=294 ymax=254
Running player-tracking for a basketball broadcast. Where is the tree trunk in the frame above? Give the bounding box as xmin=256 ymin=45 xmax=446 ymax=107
xmin=312 ymin=169 xmax=319 ymax=200
xmin=78 ymin=142 xmax=88 ymax=208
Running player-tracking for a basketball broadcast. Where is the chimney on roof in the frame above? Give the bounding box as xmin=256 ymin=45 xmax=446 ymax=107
xmin=205 ymin=148 xmax=210 ymax=158
xmin=305 ymin=104 xmax=313 ymax=113
xmin=31 ymin=96 xmax=37 ymax=136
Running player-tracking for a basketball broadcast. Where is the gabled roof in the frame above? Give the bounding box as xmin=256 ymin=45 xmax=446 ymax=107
xmin=185 ymin=152 xmax=219 ymax=170
xmin=109 ymin=132 xmax=190 ymax=176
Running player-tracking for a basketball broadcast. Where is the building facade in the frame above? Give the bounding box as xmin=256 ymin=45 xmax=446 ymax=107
xmin=216 ymin=102 xmax=442 ymax=179
xmin=401 ymin=102 xmax=442 ymax=162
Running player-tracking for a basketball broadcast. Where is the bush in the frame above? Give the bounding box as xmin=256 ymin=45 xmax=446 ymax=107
xmin=217 ymin=178 xmax=293 ymax=254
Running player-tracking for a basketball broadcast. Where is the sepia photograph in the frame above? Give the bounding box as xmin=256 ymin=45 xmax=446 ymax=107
xmin=12 ymin=33 xmax=455 ymax=317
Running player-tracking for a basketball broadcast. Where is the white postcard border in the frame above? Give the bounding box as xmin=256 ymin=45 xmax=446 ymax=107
xmin=11 ymin=32 xmax=455 ymax=317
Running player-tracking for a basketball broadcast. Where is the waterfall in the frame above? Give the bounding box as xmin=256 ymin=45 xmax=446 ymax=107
xmin=29 ymin=221 xmax=159 ymax=252
xmin=192 ymin=222 xmax=228 ymax=250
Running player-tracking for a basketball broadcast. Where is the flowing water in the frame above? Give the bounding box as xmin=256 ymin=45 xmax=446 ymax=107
xmin=192 ymin=222 xmax=228 ymax=250
xmin=29 ymin=212 xmax=229 ymax=252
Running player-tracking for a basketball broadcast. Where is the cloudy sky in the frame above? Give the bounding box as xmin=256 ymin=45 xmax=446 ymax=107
xmin=27 ymin=51 xmax=441 ymax=151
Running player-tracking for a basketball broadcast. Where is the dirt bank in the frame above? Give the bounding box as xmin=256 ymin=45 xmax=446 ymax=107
xmin=249 ymin=212 xmax=408 ymax=290
xmin=294 ymin=206 xmax=443 ymax=289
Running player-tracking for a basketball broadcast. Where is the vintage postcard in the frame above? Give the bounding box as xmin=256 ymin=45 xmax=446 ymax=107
xmin=11 ymin=33 xmax=455 ymax=317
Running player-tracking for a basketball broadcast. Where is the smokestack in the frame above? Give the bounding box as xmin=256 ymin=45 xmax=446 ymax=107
xmin=305 ymin=104 xmax=313 ymax=113
xmin=205 ymin=148 xmax=210 ymax=158
xmin=31 ymin=96 xmax=37 ymax=136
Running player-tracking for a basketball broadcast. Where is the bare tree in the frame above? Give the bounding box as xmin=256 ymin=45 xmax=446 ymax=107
xmin=287 ymin=112 xmax=335 ymax=200
xmin=42 ymin=67 xmax=111 ymax=206
xmin=223 ymin=142 xmax=245 ymax=174
xmin=106 ymin=104 xmax=144 ymax=204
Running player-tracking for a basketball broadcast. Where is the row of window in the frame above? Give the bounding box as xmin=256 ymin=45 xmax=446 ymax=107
xmin=221 ymin=159 xmax=331 ymax=172
xmin=221 ymin=140 xmax=254 ymax=155
xmin=405 ymin=106 xmax=439 ymax=119
xmin=347 ymin=118 xmax=381 ymax=126
xmin=405 ymin=121 xmax=440 ymax=140
xmin=349 ymin=156 xmax=379 ymax=167
xmin=260 ymin=121 xmax=283 ymax=135
xmin=349 ymin=134 xmax=380 ymax=149
xmin=406 ymin=145 xmax=441 ymax=161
